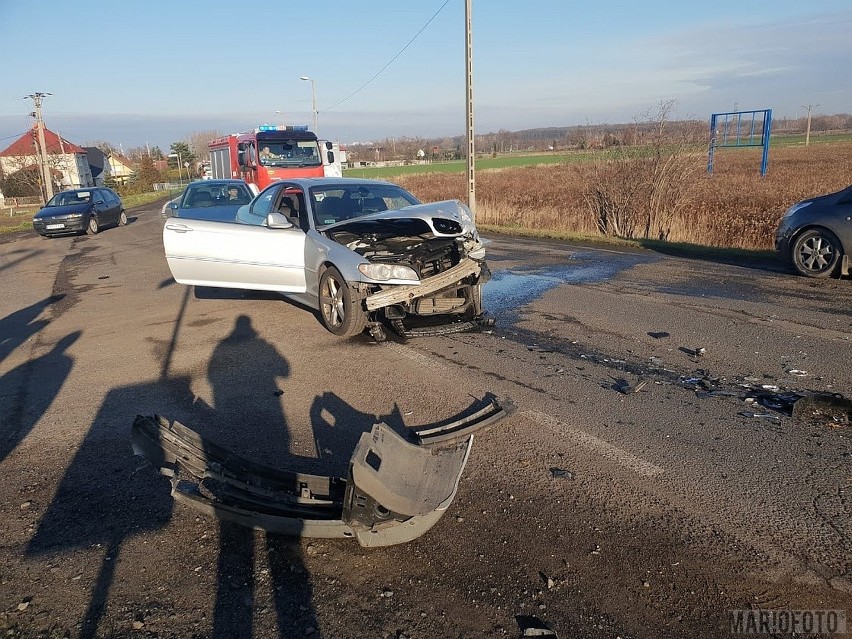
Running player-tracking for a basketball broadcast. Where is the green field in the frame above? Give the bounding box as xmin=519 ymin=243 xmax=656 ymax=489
xmin=344 ymin=151 xmax=601 ymax=179
xmin=344 ymin=131 xmax=852 ymax=179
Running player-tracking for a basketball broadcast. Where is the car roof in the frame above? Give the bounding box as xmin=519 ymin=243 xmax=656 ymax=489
xmin=188 ymin=179 xmax=246 ymax=186
xmin=269 ymin=177 xmax=400 ymax=189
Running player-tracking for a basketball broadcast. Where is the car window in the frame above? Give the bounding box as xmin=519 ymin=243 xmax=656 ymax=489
xmin=49 ymin=191 xmax=92 ymax=206
xmin=236 ymin=184 xmax=279 ymax=225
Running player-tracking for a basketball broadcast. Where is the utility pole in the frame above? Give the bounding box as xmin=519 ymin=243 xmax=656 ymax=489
xmin=465 ymin=0 xmax=475 ymax=217
xmin=801 ymin=104 xmax=819 ymax=146
xmin=23 ymin=92 xmax=54 ymax=201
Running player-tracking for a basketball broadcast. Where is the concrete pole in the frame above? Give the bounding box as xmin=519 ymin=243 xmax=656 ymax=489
xmin=24 ymin=93 xmax=54 ymax=200
xmin=802 ymin=104 xmax=819 ymax=146
xmin=465 ymin=0 xmax=475 ymax=217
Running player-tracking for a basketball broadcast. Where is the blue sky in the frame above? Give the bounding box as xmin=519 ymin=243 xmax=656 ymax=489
xmin=1 ymin=0 xmax=850 ymax=151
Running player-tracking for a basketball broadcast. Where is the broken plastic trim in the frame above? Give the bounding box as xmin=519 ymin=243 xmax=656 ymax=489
xmin=131 ymin=395 xmax=515 ymax=547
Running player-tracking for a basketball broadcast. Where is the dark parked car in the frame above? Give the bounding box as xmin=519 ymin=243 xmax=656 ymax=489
xmin=32 ymin=187 xmax=125 ymax=237
xmin=775 ymin=185 xmax=851 ymax=278
xmin=164 ymin=180 xmax=253 ymax=222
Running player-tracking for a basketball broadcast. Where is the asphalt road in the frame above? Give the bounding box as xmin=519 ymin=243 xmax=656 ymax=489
xmin=0 ymin=200 xmax=849 ymax=639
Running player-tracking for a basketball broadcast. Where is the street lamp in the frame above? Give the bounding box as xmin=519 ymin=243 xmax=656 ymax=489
xmin=299 ymin=76 xmax=318 ymax=133
xmin=168 ymin=152 xmax=183 ymax=183
xmin=275 ymin=110 xmax=286 ymax=127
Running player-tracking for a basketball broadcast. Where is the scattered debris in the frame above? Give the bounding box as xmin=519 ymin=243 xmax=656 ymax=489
xmin=613 ymin=378 xmax=647 ymax=394
xmin=97 ymin=275 xmax=109 ymax=280
xmin=516 ymin=615 xmax=558 ymax=638
xmin=527 ymin=345 xmax=554 ymax=353
xmin=792 ymin=393 xmax=851 ymax=428
xmin=647 ymin=331 xmax=670 ymax=339
xmin=537 ymin=572 xmax=556 ymax=590
xmin=739 ymin=411 xmax=781 ymax=422
xmin=679 ymin=346 xmax=706 ymax=358
xmin=549 ymin=467 xmax=575 ymax=480
xmin=16 ymin=598 xmax=31 ymax=612
xmin=649 ymin=356 xmax=664 ymax=366
xmin=786 ymin=369 xmax=808 ymax=377
xmin=273 ymin=389 xmax=284 ymax=396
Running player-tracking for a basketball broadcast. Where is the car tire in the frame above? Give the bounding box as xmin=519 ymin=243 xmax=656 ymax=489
xmin=318 ymin=266 xmax=367 ymax=337
xmin=791 ymin=228 xmax=842 ymax=278
xmin=118 ymin=210 xmax=127 ymax=226
xmin=87 ymin=216 xmax=99 ymax=235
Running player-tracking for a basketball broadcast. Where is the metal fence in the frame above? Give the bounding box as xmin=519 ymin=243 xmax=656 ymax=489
xmin=0 ymin=195 xmax=43 ymax=207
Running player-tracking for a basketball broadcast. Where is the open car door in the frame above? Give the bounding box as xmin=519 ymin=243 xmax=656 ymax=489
xmin=162 ymin=218 xmax=308 ymax=292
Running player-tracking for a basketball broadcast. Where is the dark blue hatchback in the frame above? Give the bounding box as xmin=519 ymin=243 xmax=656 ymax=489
xmin=32 ymin=187 xmax=125 ymax=237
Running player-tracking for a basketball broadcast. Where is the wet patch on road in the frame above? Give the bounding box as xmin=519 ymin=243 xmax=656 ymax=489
xmin=484 ymin=251 xmax=653 ymax=324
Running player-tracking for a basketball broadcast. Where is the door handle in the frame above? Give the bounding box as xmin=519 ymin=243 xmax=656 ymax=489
xmin=165 ymin=224 xmax=192 ymax=233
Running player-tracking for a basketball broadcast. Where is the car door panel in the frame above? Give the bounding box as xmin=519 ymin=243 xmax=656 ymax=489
xmin=163 ymin=218 xmax=308 ymax=292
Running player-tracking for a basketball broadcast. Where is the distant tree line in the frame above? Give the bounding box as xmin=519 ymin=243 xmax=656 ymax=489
xmin=347 ymin=112 xmax=852 ymax=162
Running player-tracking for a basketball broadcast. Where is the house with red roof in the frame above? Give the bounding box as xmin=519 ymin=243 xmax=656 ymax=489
xmin=0 ymin=126 xmax=95 ymax=192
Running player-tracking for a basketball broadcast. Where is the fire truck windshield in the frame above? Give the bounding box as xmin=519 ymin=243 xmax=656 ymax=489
xmin=258 ymin=140 xmax=321 ymax=168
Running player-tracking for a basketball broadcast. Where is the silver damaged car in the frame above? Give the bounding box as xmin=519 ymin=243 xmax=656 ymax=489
xmin=163 ymin=178 xmax=491 ymax=338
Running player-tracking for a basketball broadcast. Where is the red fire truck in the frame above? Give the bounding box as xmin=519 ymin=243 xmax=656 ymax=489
xmin=209 ymin=125 xmax=335 ymax=190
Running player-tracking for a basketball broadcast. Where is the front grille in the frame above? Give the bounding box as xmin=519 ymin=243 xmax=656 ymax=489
xmin=414 ymin=295 xmax=467 ymax=315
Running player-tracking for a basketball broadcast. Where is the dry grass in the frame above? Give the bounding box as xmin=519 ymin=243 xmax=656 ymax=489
xmin=397 ymin=142 xmax=852 ymax=250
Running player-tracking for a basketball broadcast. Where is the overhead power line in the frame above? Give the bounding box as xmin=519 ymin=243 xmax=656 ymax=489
xmin=322 ymin=0 xmax=451 ymax=112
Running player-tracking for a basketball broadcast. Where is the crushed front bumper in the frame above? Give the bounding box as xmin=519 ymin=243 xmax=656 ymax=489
xmin=365 ymin=258 xmax=483 ymax=312
xmin=131 ymin=395 xmax=514 ymax=547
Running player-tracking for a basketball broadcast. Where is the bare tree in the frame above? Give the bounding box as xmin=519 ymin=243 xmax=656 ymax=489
xmin=187 ymin=130 xmax=221 ymax=162
xmin=583 ymin=100 xmax=703 ymax=241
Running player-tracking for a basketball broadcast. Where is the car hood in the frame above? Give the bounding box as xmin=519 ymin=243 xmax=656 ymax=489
xmin=800 ymin=184 xmax=852 ymax=208
xmin=34 ymin=202 xmax=92 ymax=218
xmin=324 ymin=200 xmax=478 ymax=238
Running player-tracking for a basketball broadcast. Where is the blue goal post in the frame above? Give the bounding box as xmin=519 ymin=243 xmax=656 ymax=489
xmin=707 ymin=108 xmax=772 ymax=176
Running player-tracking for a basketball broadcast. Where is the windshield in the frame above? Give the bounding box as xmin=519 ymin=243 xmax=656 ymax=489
xmin=47 ymin=191 xmax=92 ymax=206
xmin=258 ymin=140 xmax=321 ymax=168
xmin=310 ymin=183 xmax=420 ymax=226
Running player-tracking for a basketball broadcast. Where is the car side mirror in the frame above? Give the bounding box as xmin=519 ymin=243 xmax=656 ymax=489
xmin=168 ymin=202 xmax=178 ymax=210
xmin=327 ymin=151 xmax=335 ymax=164
xmin=266 ymin=212 xmax=294 ymax=229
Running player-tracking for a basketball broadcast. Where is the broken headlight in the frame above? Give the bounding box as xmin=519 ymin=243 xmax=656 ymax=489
xmin=358 ymin=263 xmax=419 ymax=282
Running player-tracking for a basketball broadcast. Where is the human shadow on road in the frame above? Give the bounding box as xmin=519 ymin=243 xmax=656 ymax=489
xmin=25 ymin=312 xmax=402 ymax=638
xmin=0 ymin=330 xmax=79 ymax=466
xmin=0 ymin=247 xmax=45 ymax=273
xmin=0 ymin=294 xmax=64 ymax=365
xmin=25 ymin=375 xmax=206 ymax=638
xmin=205 ymin=314 xmax=325 ymax=639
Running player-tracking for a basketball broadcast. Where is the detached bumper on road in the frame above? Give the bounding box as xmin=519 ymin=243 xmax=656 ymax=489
xmin=131 ymin=395 xmax=514 ymax=547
